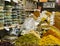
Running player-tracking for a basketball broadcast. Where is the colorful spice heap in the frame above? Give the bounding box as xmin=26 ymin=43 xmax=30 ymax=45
xmin=15 ymin=34 xmax=40 ymax=46
xmin=40 ymin=35 xmax=60 ymax=46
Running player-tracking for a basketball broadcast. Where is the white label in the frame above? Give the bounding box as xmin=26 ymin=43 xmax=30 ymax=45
xmin=43 ymin=2 xmax=55 ymax=8
xmin=5 ymin=0 xmax=11 ymax=2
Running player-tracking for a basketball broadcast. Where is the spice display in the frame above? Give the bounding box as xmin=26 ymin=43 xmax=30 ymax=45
xmin=0 ymin=0 xmax=60 ymax=46
xmin=54 ymin=12 xmax=60 ymax=30
xmin=40 ymin=35 xmax=60 ymax=45
xmin=29 ymin=30 xmax=40 ymax=38
xmin=42 ymin=26 xmax=60 ymax=39
xmin=15 ymin=34 xmax=40 ymax=46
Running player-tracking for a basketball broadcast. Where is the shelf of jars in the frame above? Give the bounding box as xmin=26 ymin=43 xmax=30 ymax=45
xmin=0 ymin=0 xmax=4 ymax=29
xmin=11 ymin=2 xmax=26 ymax=25
xmin=4 ymin=14 xmax=12 ymax=25
xmin=4 ymin=5 xmax=12 ymax=26
xmin=12 ymin=12 xmax=25 ymax=24
xmin=12 ymin=20 xmax=18 ymax=24
xmin=0 ymin=0 xmax=4 ymax=28
xmin=0 ymin=11 xmax=4 ymax=27
xmin=19 ymin=11 xmax=26 ymax=24
xmin=12 ymin=7 xmax=19 ymax=24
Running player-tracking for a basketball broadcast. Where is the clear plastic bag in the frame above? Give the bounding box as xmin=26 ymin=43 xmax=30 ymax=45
xmin=20 ymin=17 xmax=36 ymax=35
xmin=21 ymin=18 xmax=35 ymax=30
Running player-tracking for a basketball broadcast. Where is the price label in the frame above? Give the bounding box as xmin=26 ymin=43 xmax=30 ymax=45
xmin=5 ymin=0 xmax=11 ymax=2
xmin=43 ymin=2 xmax=55 ymax=8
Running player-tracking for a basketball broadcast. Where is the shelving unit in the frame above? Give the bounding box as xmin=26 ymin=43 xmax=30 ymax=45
xmin=0 ymin=0 xmax=4 ymax=27
xmin=4 ymin=5 xmax=12 ymax=26
xmin=12 ymin=4 xmax=20 ymax=24
xmin=0 ymin=11 xmax=4 ymax=27
xmin=0 ymin=0 xmax=38 ymax=29
xmin=18 ymin=0 xmax=26 ymax=24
